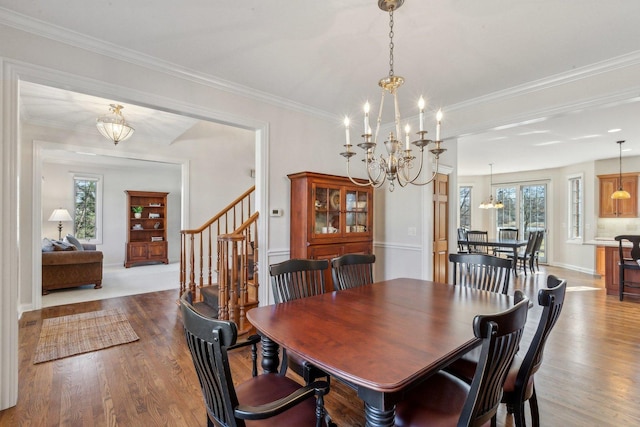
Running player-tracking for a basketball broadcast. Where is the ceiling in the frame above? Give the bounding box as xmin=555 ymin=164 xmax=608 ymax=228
xmin=4 ymin=0 xmax=640 ymax=176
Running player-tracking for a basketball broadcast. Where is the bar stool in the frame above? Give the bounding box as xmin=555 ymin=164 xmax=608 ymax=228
xmin=615 ymin=235 xmax=640 ymax=301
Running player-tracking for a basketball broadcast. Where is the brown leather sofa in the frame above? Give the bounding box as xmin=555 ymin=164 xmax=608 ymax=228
xmin=42 ymin=244 xmax=103 ymax=294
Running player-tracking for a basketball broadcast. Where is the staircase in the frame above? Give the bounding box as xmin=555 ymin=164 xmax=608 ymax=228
xmin=180 ymin=186 xmax=258 ymax=335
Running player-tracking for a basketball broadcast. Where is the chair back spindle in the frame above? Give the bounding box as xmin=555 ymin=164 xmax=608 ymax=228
xmin=331 ymin=254 xmax=375 ymax=290
xmin=449 ymin=253 xmax=512 ymax=294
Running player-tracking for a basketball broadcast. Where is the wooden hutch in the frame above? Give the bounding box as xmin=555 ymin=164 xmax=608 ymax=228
xmin=288 ymin=172 xmax=373 ymax=291
xmin=124 ymin=190 xmax=169 ymax=267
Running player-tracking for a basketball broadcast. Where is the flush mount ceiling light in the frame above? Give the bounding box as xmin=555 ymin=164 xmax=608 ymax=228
xmin=611 ymin=140 xmax=631 ymax=200
xmin=479 ymin=164 xmax=504 ymax=209
xmin=96 ymin=104 xmax=134 ymax=145
xmin=339 ymin=0 xmax=445 ymax=191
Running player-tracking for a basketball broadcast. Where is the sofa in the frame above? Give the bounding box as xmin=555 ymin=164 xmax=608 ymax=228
xmin=42 ymin=238 xmax=103 ymax=295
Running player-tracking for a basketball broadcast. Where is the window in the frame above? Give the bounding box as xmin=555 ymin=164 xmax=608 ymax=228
xmin=459 ymin=186 xmax=471 ymax=229
xmin=568 ymin=174 xmax=583 ymax=241
xmin=73 ymin=174 xmax=103 ymax=243
xmin=494 ymin=182 xmax=548 ymax=263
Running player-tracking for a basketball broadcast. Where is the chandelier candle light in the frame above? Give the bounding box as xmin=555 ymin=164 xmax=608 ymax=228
xmin=340 ymin=0 xmax=446 ymax=191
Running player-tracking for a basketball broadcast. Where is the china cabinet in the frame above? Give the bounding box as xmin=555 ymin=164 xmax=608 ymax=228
xmin=124 ymin=190 xmax=169 ymax=267
xmin=288 ymin=172 xmax=373 ymax=291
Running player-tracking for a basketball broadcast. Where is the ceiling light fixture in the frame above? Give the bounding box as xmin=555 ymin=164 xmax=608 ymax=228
xmin=96 ymin=104 xmax=135 ymax=145
xmin=611 ymin=140 xmax=631 ymax=200
xmin=479 ymin=164 xmax=504 ymax=209
xmin=340 ymin=0 xmax=445 ymax=191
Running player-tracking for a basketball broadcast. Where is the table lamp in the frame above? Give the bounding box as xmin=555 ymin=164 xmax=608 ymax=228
xmin=48 ymin=208 xmax=73 ymax=240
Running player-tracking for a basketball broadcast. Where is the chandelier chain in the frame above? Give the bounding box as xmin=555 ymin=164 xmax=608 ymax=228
xmin=388 ymin=8 xmax=395 ymax=77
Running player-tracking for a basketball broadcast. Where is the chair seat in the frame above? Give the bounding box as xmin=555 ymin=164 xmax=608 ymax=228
xmin=395 ymin=371 xmax=491 ymax=427
xmin=502 ymin=354 xmax=535 ymax=401
xmin=235 ymin=374 xmax=319 ymax=426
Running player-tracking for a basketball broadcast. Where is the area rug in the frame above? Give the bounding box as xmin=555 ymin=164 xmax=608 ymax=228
xmin=33 ymin=308 xmax=139 ymax=364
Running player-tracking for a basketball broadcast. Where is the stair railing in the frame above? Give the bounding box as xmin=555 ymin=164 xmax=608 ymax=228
xmin=217 ymin=212 xmax=259 ymax=334
xmin=180 ymin=186 xmax=254 ymax=298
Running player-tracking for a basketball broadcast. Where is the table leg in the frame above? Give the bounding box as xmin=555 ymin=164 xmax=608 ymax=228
xmin=259 ymin=334 xmax=280 ymax=374
xmin=364 ymin=402 xmax=395 ymax=427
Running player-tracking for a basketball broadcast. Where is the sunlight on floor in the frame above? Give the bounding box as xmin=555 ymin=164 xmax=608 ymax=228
xmin=42 ymin=262 xmax=180 ymax=308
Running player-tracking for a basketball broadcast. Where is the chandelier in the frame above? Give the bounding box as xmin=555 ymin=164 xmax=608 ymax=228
xmin=479 ymin=163 xmax=504 ymax=209
xmin=611 ymin=140 xmax=631 ymax=199
xmin=96 ymin=104 xmax=135 ymax=145
xmin=340 ymin=0 xmax=445 ymax=191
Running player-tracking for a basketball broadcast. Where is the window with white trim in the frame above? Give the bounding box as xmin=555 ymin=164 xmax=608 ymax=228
xmin=568 ymin=174 xmax=583 ymax=241
xmin=459 ymin=186 xmax=472 ymax=229
xmin=73 ymin=174 xmax=103 ymax=243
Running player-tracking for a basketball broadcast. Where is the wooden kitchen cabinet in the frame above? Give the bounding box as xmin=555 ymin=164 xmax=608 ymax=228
xmin=598 ymin=173 xmax=638 ymax=218
xmin=288 ymin=172 xmax=373 ymax=291
xmin=125 ymin=190 xmax=169 ymax=267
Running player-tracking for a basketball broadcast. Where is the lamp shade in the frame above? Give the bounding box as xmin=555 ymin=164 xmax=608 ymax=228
xmin=48 ymin=208 xmax=72 ymax=222
xmin=96 ymin=104 xmax=134 ymax=145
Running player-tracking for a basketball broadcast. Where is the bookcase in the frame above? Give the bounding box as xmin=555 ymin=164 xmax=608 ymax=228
xmin=124 ymin=190 xmax=169 ymax=267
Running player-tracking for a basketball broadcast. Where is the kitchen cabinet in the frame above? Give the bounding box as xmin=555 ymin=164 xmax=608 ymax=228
xmin=125 ymin=190 xmax=169 ymax=267
xmin=598 ymin=173 xmax=638 ymax=218
xmin=288 ymin=171 xmax=373 ymax=291
xmin=604 ymin=245 xmax=640 ymax=298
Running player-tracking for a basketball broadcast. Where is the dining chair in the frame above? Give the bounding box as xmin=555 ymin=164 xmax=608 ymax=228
xmin=530 ymin=230 xmax=545 ymax=272
xmin=269 ymin=259 xmax=331 ymax=380
xmin=466 ymin=230 xmax=489 ymax=254
xmin=457 ymin=228 xmax=469 ymax=253
xmin=614 ymin=235 xmax=640 ymax=301
xmin=493 ymin=227 xmax=519 ymax=257
xmin=502 ymin=275 xmax=567 ymax=427
xmin=449 ymin=253 xmax=512 ymax=294
xmin=180 ymin=292 xmax=330 ymax=427
xmin=507 ymin=231 xmax=538 ymax=275
xmin=395 ymin=291 xmax=529 ymax=427
xmin=331 ymin=253 xmax=375 ymax=290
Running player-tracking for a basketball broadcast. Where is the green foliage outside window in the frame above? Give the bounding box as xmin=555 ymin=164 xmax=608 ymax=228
xmin=74 ymin=178 xmax=97 ymax=240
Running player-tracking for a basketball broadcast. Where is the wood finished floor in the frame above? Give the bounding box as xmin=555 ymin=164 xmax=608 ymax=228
xmin=1 ymin=265 xmax=639 ymax=426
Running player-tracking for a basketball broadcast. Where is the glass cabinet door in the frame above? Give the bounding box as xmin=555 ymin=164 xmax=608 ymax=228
xmin=314 ymin=185 xmax=341 ymax=235
xmin=345 ymin=189 xmax=369 ymax=234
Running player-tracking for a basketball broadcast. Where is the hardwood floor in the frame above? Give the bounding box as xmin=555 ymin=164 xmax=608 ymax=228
xmin=1 ymin=265 xmax=638 ymax=426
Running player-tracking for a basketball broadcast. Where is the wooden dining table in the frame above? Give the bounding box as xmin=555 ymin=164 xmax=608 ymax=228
xmin=246 ymin=278 xmax=516 ymax=427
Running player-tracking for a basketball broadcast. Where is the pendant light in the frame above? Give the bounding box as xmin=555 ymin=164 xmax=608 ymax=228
xmin=611 ymin=140 xmax=631 ymax=200
xmin=479 ymin=164 xmax=504 ymax=209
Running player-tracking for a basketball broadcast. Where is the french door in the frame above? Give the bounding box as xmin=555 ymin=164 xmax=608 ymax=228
xmin=495 ymin=182 xmax=547 ymax=263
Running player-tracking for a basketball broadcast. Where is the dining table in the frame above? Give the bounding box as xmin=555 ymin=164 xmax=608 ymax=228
xmin=458 ymin=238 xmax=529 ymax=271
xmin=246 ymin=278 xmax=516 ymax=427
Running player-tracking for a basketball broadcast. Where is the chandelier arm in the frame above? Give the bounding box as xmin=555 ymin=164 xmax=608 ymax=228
xmin=346 ymin=160 xmax=379 ymax=187
xmin=367 ymin=157 xmax=387 ymax=187
xmin=405 ymin=156 xmax=440 ymax=186
xmin=374 ymin=87 xmax=385 ymax=144
xmin=393 ymin=89 xmax=402 ymax=141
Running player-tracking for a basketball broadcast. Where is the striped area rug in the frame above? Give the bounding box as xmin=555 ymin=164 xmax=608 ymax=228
xmin=33 ymin=307 xmax=139 ymax=364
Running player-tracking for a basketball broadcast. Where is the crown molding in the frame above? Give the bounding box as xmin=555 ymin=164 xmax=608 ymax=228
xmin=446 ymin=50 xmax=640 ymax=113
xmin=2 ymin=7 xmax=640 ymax=128
xmin=0 ymin=7 xmax=339 ymax=122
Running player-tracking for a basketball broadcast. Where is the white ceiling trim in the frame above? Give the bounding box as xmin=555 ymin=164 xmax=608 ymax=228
xmin=447 ymin=50 xmax=640 ymax=114
xmin=449 ymin=86 xmax=640 ymax=139
xmin=0 ymin=7 xmax=338 ymax=122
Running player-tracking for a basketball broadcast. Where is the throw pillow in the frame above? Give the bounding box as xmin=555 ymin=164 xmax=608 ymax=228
xmin=42 ymin=238 xmax=55 ymax=252
xmin=52 ymin=240 xmax=76 ymax=251
xmin=64 ymin=234 xmax=84 ymax=251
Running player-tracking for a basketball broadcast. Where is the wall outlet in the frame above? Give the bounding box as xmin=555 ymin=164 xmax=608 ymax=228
xmin=408 ymin=227 xmax=417 ymax=236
